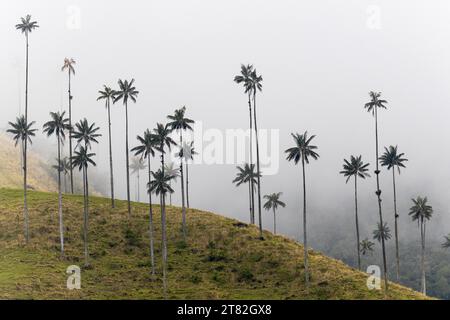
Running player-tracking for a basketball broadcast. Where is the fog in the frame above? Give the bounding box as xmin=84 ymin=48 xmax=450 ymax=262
xmin=2 ymin=0 xmax=450 ymax=253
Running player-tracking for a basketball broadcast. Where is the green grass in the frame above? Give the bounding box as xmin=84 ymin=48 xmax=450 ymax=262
xmin=0 ymin=188 xmax=429 ymax=300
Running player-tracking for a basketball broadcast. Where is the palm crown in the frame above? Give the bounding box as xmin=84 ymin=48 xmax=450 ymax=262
xmin=442 ymin=234 xmax=450 ymax=249
xmin=43 ymin=111 xmax=71 ymax=142
xmin=71 ymin=118 xmax=101 ymax=149
xmin=7 ymin=115 xmax=37 ymax=146
xmin=263 ymin=192 xmax=286 ymax=211
xmin=285 ymin=131 xmax=319 ymax=164
xmin=360 ymin=238 xmax=375 ymax=255
xmin=340 ymin=155 xmax=370 ymax=183
xmin=250 ymin=69 xmax=263 ymax=93
xmin=234 ymin=64 xmax=254 ymax=94
xmin=15 ymin=15 xmax=39 ymax=34
xmin=373 ymin=222 xmax=392 ymax=242
xmin=71 ymin=146 xmax=96 ymax=171
xmin=379 ymin=145 xmax=408 ymax=173
xmin=132 ymin=129 xmax=157 ymax=159
xmin=113 ymin=79 xmax=139 ymax=105
xmin=148 ymin=169 xmax=175 ymax=196
xmin=164 ymin=162 xmax=180 ymax=181
xmin=130 ymin=157 xmax=146 ymax=175
xmin=53 ymin=157 xmax=70 ymax=175
xmin=97 ymin=86 xmax=116 ymax=105
xmin=61 ymin=58 xmax=76 ymax=75
xmin=233 ymin=163 xmax=260 ymax=187
xmin=167 ymin=106 xmax=195 ymax=132
xmin=152 ymin=123 xmax=176 ymax=153
xmin=180 ymin=141 xmax=197 ymax=161
xmin=409 ymin=196 xmax=433 ymax=225
xmin=364 ymin=91 xmax=387 ymax=115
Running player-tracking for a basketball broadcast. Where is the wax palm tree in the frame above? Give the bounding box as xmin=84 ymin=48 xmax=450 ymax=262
xmin=43 ymin=111 xmax=70 ymax=256
xmin=380 ymin=145 xmax=408 ymax=281
xmin=113 ymin=79 xmax=139 ymax=217
xmin=442 ymin=234 xmax=450 ymax=249
xmin=15 ymin=15 xmax=39 ymax=122
xmin=232 ymin=163 xmax=259 ymax=224
xmin=182 ymin=141 xmax=197 ymax=209
xmin=130 ymin=157 xmax=146 ymax=202
xmin=168 ymin=106 xmax=194 ymax=240
xmin=285 ymin=131 xmax=319 ymax=286
xmin=250 ymin=68 xmax=264 ymax=239
xmin=360 ymin=238 xmax=375 ymax=256
xmin=71 ymin=118 xmax=101 ymax=198
xmin=234 ymin=64 xmax=255 ymax=223
xmin=151 ymin=123 xmax=176 ymax=296
xmin=131 ymin=129 xmax=158 ymax=275
xmin=263 ymin=192 xmax=286 ymax=235
xmin=164 ymin=162 xmax=180 ymax=206
xmin=7 ymin=115 xmax=37 ymax=243
xmin=61 ymin=58 xmax=76 ymax=194
xmin=409 ymin=196 xmax=433 ymax=295
xmin=97 ymin=86 xmax=116 ymax=208
xmin=148 ymin=168 xmax=175 ymax=297
xmin=339 ymin=155 xmax=370 ymax=270
xmin=364 ymin=91 xmax=389 ymax=290
xmin=71 ymin=146 xmax=96 ymax=266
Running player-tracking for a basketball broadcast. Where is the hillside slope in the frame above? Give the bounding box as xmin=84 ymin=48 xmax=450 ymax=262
xmin=0 ymin=134 xmax=57 ymax=192
xmin=0 ymin=189 xmax=428 ymax=299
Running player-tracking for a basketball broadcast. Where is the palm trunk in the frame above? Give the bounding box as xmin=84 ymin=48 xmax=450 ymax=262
xmin=23 ymin=140 xmax=29 ymax=243
xmin=23 ymin=33 xmax=30 ymax=244
xmin=392 ymin=169 xmax=400 ymax=281
xmin=273 ymin=207 xmax=277 ymax=235
xmin=247 ymin=182 xmax=252 ymax=223
xmin=64 ymin=173 xmax=67 ymax=193
xmin=57 ymin=137 xmax=64 ymax=256
xmin=301 ymin=156 xmax=309 ymax=286
xmin=160 ymin=148 xmax=168 ymax=297
xmin=180 ymin=133 xmax=187 ymax=241
xmin=147 ymin=156 xmax=155 ymax=275
xmin=186 ymin=162 xmax=190 ymax=209
xmin=248 ymin=93 xmax=255 ymax=225
xmin=83 ymin=166 xmax=89 ymax=266
xmin=107 ymin=98 xmax=115 ymax=208
xmin=125 ymin=101 xmax=131 ymax=217
xmin=374 ymin=106 xmax=388 ymax=291
xmin=68 ymin=72 xmax=74 ymax=194
xmin=169 ymin=182 xmax=172 ymax=206
xmin=420 ymin=220 xmax=426 ymax=295
xmin=253 ymin=92 xmax=263 ymax=239
xmin=354 ymin=175 xmax=361 ymax=270
xmin=137 ymin=169 xmax=140 ymax=202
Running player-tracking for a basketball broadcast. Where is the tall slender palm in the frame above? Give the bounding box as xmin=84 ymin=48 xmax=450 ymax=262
xmin=71 ymin=146 xmax=96 ymax=266
xmin=43 ymin=111 xmax=70 ymax=256
xmin=15 ymin=15 xmax=38 ymax=122
xmin=380 ymin=145 xmax=408 ymax=281
xmin=182 ymin=141 xmax=197 ymax=209
xmin=131 ymin=129 xmax=158 ymax=275
xmin=409 ymin=196 xmax=433 ymax=295
xmin=7 ymin=116 xmax=37 ymax=243
xmin=250 ymin=69 xmax=264 ymax=238
xmin=130 ymin=157 xmax=146 ymax=202
xmin=364 ymin=91 xmax=389 ymax=290
xmin=168 ymin=106 xmax=194 ymax=240
xmin=263 ymin=192 xmax=286 ymax=235
xmin=113 ymin=79 xmax=139 ymax=217
xmin=234 ymin=64 xmax=255 ymax=223
xmin=164 ymin=162 xmax=180 ymax=206
xmin=285 ymin=131 xmax=319 ymax=286
xmin=151 ymin=123 xmax=176 ymax=296
xmin=61 ymin=58 xmax=76 ymax=194
xmin=339 ymin=155 xmax=370 ymax=270
xmin=71 ymin=118 xmax=101 ymax=198
xmin=97 ymin=86 xmax=116 ymax=208
xmin=232 ymin=163 xmax=259 ymax=224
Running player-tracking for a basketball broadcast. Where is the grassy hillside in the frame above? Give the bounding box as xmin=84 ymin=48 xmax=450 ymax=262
xmin=0 ymin=134 xmax=57 ymax=192
xmin=0 ymin=188 xmax=429 ymax=300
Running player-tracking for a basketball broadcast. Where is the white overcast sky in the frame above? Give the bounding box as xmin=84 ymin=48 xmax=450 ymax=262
xmin=1 ymin=0 xmax=450 ymax=241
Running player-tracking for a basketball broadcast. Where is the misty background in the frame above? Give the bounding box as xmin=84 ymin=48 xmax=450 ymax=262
xmin=2 ymin=0 xmax=450 ymax=294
